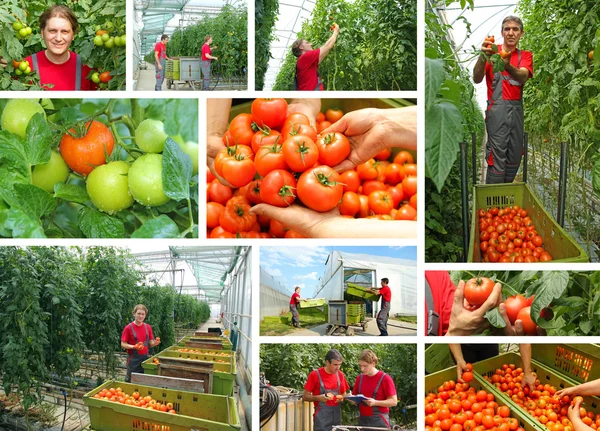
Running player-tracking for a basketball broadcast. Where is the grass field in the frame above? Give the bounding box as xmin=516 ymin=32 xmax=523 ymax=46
xmin=260 ymin=306 xmax=328 ymax=336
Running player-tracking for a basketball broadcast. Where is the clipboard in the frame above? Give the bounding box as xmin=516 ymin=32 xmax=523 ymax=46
xmin=345 ymin=394 xmax=369 ymax=404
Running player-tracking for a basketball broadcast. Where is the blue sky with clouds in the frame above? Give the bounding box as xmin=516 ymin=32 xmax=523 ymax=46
xmin=260 ymin=246 xmax=416 ymax=297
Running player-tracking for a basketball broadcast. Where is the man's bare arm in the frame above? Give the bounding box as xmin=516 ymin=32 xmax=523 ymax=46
xmin=318 ymin=26 xmax=340 ymax=63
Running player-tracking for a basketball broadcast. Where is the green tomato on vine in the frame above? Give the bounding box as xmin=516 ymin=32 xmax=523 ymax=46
xmin=86 ymin=161 xmax=134 ymax=213
xmin=32 ymin=151 xmax=70 ymax=193
xmin=135 ymin=119 xmax=168 ymax=153
xmin=128 ymin=154 xmax=170 ymax=207
xmin=1 ymin=99 xmax=46 ymax=139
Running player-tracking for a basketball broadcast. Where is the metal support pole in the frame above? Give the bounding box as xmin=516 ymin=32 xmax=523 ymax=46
xmin=557 ymin=141 xmax=569 ymax=227
xmin=471 ymin=132 xmax=477 ymax=185
xmin=523 ymin=132 xmax=528 ymax=183
xmin=460 ymin=142 xmax=470 ymax=262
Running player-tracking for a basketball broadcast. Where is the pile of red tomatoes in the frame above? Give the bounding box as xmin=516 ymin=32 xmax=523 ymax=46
xmin=207 ymin=98 xmax=417 ymax=238
xmin=477 ymin=206 xmax=553 ymax=262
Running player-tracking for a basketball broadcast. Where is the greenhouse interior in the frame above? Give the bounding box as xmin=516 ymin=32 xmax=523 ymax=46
xmin=0 ymin=246 xmax=252 ymax=431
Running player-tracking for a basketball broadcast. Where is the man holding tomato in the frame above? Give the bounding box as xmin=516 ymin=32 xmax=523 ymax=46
xmin=368 ymin=278 xmax=392 ymax=336
xmin=121 ymin=304 xmax=161 ymax=382
xmin=291 ymin=24 xmax=340 ymax=91
xmin=23 ymin=6 xmax=96 ymax=90
xmin=303 ymin=349 xmax=351 ymax=431
xmin=155 ymin=34 xmax=174 ymax=91
xmin=290 ymin=286 xmax=301 ymax=327
xmin=473 ymin=16 xmax=533 ymax=184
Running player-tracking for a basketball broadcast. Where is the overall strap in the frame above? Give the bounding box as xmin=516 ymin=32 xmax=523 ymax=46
xmin=358 ymin=374 xmax=364 ymax=394
xmin=31 ymin=52 xmax=39 ymax=73
xmin=129 ymin=322 xmax=139 ymax=342
xmin=372 ymin=372 xmax=387 ymax=399
xmin=425 ymin=278 xmax=439 ymax=336
xmin=75 ymin=53 xmax=81 ymax=91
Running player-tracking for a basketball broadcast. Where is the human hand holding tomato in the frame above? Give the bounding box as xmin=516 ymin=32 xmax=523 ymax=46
xmin=446 ymin=280 xmax=502 ymax=336
xmin=287 ymin=99 xmax=321 ymax=127
xmin=321 ymin=107 xmax=417 ymax=172
xmin=456 ymin=361 xmax=472 ymax=383
xmin=567 ymin=398 xmax=583 ymax=424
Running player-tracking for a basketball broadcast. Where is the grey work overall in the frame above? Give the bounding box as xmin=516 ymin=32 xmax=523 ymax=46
xmin=357 ymin=372 xmax=391 ymax=428
xmin=376 ymin=296 xmax=391 ymax=336
xmin=313 ymin=370 xmax=342 ymax=431
xmin=290 ymin=302 xmax=300 ymax=327
xmin=125 ymin=322 xmax=150 ymax=383
xmin=31 ymin=52 xmax=82 ymax=90
xmin=201 ymin=60 xmax=211 ymax=90
xmin=155 ymin=57 xmax=166 ymax=91
xmin=485 ymin=49 xmax=524 ymax=184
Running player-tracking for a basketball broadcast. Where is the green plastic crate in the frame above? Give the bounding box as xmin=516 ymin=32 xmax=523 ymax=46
xmin=178 ymin=336 xmax=232 ymax=351
xmin=467 ymin=183 xmax=588 ymax=262
xmin=83 ymin=380 xmax=240 ymax=431
xmin=425 ymin=366 xmax=537 ymax=431
xmin=472 ymin=352 xmax=600 ymax=431
xmin=346 ymin=283 xmax=379 ymax=301
xmin=424 ymin=344 xmax=454 ymax=374
xmin=531 ymin=344 xmax=600 ymax=384
xmin=157 ymin=350 xmax=234 ymax=365
xmin=297 ymin=298 xmax=326 ymax=309
xmin=142 ymin=355 xmax=236 ymax=396
xmin=346 ymin=314 xmax=362 ymax=325
xmin=165 ymin=345 xmax=233 ymax=358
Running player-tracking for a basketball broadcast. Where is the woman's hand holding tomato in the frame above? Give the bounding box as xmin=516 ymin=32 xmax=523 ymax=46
xmin=446 ymin=279 xmax=502 ymax=336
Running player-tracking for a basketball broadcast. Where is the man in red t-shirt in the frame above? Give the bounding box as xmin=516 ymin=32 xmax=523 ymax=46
xmin=369 ymin=278 xmax=392 ymax=336
xmin=289 ymin=286 xmax=301 ymax=327
xmin=303 ymin=349 xmax=351 ymax=431
xmin=121 ymin=304 xmax=161 ymax=382
xmin=155 ymin=34 xmax=174 ymax=91
xmin=291 ymin=24 xmax=340 ymax=91
xmin=201 ymin=35 xmax=218 ymax=91
xmin=353 ymin=349 xmax=397 ymax=428
xmin=473 ymin=16 xmax=533 ymax=184
xmin=24 ymin=6 xmax=95 ymax=91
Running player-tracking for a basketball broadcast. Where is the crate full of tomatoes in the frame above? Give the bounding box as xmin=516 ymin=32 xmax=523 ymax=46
xmin=207 ymin=98 xmax=417 ymax=238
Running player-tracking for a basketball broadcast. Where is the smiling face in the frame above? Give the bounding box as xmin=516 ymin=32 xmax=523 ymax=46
xmin=134 ymin=308 xmax=146 ymax=324
xmin=42 ymin=17 xmax=74 ymax=56
xmin=502 ymin=20 xmax=524 ymax=50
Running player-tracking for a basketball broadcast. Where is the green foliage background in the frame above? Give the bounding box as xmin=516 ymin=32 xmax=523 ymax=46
xmin=0 ymin=246 xmax=210 ymax=414
xmin=255 ymin=0 xmax=279 ymax=90
xmin=261 ymin=343 xmax=417 ymax=425
xmin=272 ymin=0 xmax=416 ymax=91
xmin=0 ymin=0 xmax=126 ymax=90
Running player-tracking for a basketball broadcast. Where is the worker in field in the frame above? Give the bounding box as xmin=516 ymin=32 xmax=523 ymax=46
xmin=155 ymin=34 xmax=174 ymax=91
xmin=201 ymin=35 xmax=218 ymax=91
xmin=289 ymin=286 xmax=301 ymax=327
xmin=368 ymin=278 xmax=392 ymax=336
xmin=473 ymin=16 xmax=533 ymax=184
xmin=352 ymin=349 xmax=398 ymax=428
xmin=303 ymin=349 xmax=351 ymax=431
xmin=121 ymin=304 xmax=161 ymax=382
xmin=291 ymin=24 xmax=340 ymax=91
xmin=9 ymin=6 xmax=96 ymax=90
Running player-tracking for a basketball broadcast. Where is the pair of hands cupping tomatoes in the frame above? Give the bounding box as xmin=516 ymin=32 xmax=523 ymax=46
xmin=206 ymin=98 xmax=418 ymax=239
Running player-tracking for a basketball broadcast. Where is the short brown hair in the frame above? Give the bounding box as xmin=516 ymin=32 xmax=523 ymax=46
xmin=133 ymin=304 xmax=148 ymax=315
xmin=294 ymin=286 xmax=300 ymax=292
xmin=40 ymin=5 xmax=78 ymax=33
xmin=161 ymin=34 xmax=169 ymax=41
xmin=204 ymin=35 xmax=212 ymax=43
xmin=291 ymin=39 xmax=304 ymax=58
xmin=358 ymin=349 xmax=378 ymax=365
xmin=501 ymin=16 xmax=524 ymax=32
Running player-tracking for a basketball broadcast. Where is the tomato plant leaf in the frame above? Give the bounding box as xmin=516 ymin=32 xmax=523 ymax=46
xmin=25 ymin=113 xmax=53 ymax=166
xmin=485 ymin=307 xmax=505 ymax=328
xmin=60 ymin=107 xmax=88 ymax=129
xmin=592 ymin=159 xmax=600 ymax=194
xmin=425 ymin=101 xmax=463 ymax=192
xmin=54 ymin=183 xmax=90 ymax=204
xmin=12 ymin=183 xmax=57 ymax=220
xmin=162 ymin=138 xmax=192 ymax=201
xmin=579 ymin=320 xmax=593 ymax=335
xmin=425 ymin=58 xmax=444 ymax=111
xmin=525 ymin=271 xmax=569 ymax=323
xmin=131 ymin=215 xmax=180 ymax=238
xmin=78 ymin=207 xmax=125 ymax=238
xmin=0 ymin=208 xmax=46 ymax=238
xmin=0 ymin=132 xmax=31 ymax=183
xmin=440 ymin=79 xmax=464 ymax=109
xmin=163 ymin=99 xmax=198 ymax=143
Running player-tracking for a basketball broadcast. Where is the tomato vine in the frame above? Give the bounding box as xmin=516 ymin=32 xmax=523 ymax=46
xmin=255 ymin=0 xmax=279 ymax=90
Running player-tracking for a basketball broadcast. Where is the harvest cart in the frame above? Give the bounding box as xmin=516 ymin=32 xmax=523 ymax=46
xmin=325 ymin=300 xmax=368 ymax=336
xmin=165 ymin=57 xmax=202 ymax=90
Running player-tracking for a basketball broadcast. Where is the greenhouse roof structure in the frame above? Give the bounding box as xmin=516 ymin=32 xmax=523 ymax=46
xmin=264 ymin=0 xmax=316 ymax=90
xmin=134 ymin=0 xmax=240 ymax=57
xmin=132 ymin=246 xmax=248 ymax=304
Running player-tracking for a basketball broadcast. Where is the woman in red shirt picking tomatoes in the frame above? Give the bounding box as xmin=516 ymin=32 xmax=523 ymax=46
xmin=121 ymin=304 xmax=161 ymax=382
xmin=23 ymin=6 xmax=96 ymax=90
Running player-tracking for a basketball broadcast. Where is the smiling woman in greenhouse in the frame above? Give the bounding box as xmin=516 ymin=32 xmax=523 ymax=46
xmin=121 ymin=304 xmax=161 ymax=382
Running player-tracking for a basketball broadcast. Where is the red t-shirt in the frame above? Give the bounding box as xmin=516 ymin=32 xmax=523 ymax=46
xmin=424 ymin=271 xmax=456 ymax=336
xmin=25 ymin=51 xmax=93 ymax=91
xmin=155 ymin=42 xmax=167 ymax=60
xmin=121 ymin=322 xmax=154 ymax=356
xmin=378 ymin=285 xmax=392 ymax=303
xmin=353 ymin=371 xmax=396 ymax=416
xmin=290 ymin=292 xmax=300 ymax=305
xmin=201 ymin=43 xmax=212 ymax=61
xmin=304 ymin=368 xmax=350 ymax=409
xmin=296 ymin=49 xmax=323 ymax=91
xmin=484 ymin=45 xmax=533 ymax=102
